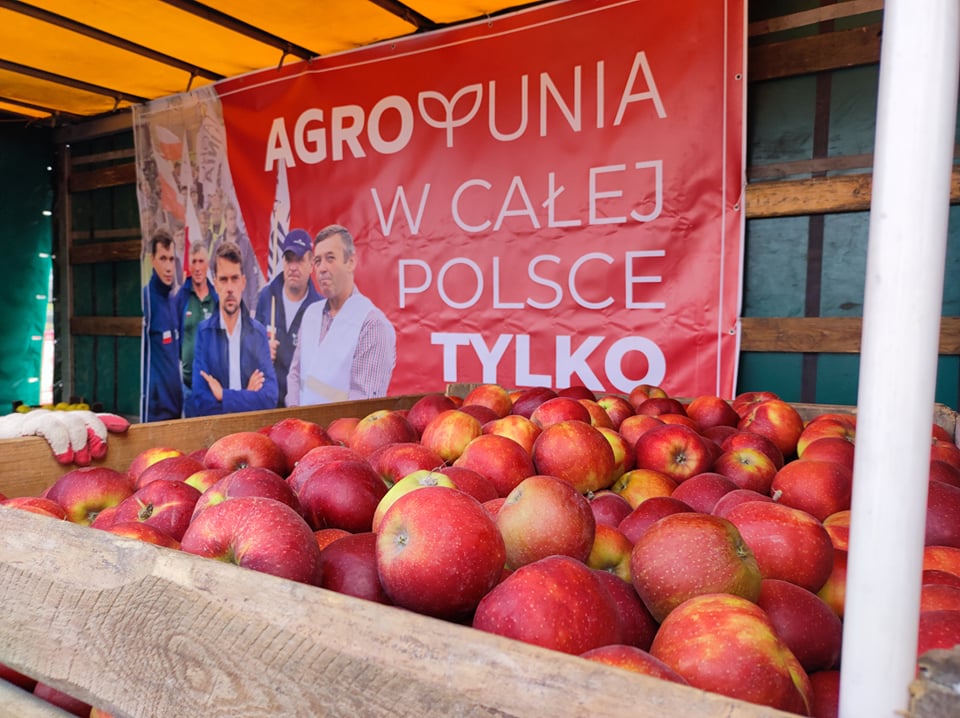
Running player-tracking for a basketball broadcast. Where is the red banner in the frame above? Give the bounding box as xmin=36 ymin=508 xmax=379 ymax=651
xmin=136 ymin=0 xmax=745 ymax=400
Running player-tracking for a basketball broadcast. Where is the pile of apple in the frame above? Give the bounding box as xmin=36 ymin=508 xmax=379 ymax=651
xmin=3 ymin=384 xmax=960 ymax=718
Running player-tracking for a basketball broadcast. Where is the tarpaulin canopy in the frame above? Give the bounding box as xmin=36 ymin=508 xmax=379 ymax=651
xmin=0 ymin=0 xmax=543 ymax=124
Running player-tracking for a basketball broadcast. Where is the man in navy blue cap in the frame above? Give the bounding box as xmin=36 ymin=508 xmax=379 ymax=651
xmin=255 ymin=228 xmax=320 ymax=407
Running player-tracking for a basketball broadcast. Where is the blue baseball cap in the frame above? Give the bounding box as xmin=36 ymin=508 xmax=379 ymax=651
xmin=281 ymin=228 xmax=311 ymax=257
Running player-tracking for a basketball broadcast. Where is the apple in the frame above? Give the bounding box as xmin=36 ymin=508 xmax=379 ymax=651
xmin=596 ymin=394 xmax=635 ymax=431
xmin=314 ymin=527 xmax=350 ymax=551
xmin=580 ymin=644 xmax=689 ymax=684
xmin=725 ymin=500 xmax=835 ymax=593
xmin=287 ymin=444 xmax=365 ymax=494
xmin=669 ymin=472 xmax=738 ymax=514
xmin=104 ymin=520 xmax=181 ymax=549
xmin=325 ymin=416 xmax=360 ymax=446
xmin=481 ymin=414 xmax=542 ymax=456
xmin=458 ymin=403 xmax=500 ymax=425
xmin=711 ymin=488 xmax=775 ymax=519
xmin=586 ymin=522 xmax=634 ymax=582
xmin=405 ymin=392 xmax=459 ymax=435
xmin=917 ymin=609 xmax=960 ymax=657
xmin=822 ymin=510 xmax=851 ymax=552
xmin=921 ymin=583 xmax=960 ymax=612
xmin=634 ymin=396 xmax=687 ymax=418
xmin=376 ymin=485 xmax=506 ymax=619
xmin=419 ymin=409 xmax=483 ymax=463
xmin=462 ymin=383 xmax=514 ymax=418
xmin=348 ymin=409 xmax=418 ymax=458
xmin=473 ymin=554 xmax=623 ymax=654
xmin=531 ymin=419 xmax=617 ymax=494
xmin=181 ymin=496 xmax=322 ymax=585
xmin=630 ymin=512 xmax=762 ymax=622
xmin=483 ymin=496 xmax=506 ymax=518
xmin=203 ymin=431 xmax=287 ymax=476
xmin=596 ymin=425 xmax=635 ymax=481
xmin=183 ymin=467 xmax=231 ymax=494
xmin=817 ymin=550 xmax=847 ymax=618
xmin=926 ymin=480 xmax=960 ymax=548
xmin=496 ymin=474 xmax=596 ymax=569
xmin=588 ymin=490 xmax=634 ymax=528
xmin=611 ymin=468 xmax=678 ymax=509
xmin=529 ymin=396 xmax=592 ymax=428
xmin=318 ymin=531 xmax=393 ymax=605
xmin=633 ymin=423 xmax=712 ymax=484
xmin=923 ymin=545 xmax=960 ymax=577
xmin=627 ymin=383 xmax=669 ymax=410
xmin=371 ymin=469 xmax=458 ymax=532
xmin=508 ymin=386 xmax=559 ymax=418
xmin=558 ymin=385 xmax=598 ymax=401
xmin=650 ymin=593 xmax=812 ymax=715
xmin=796 ymin=413 xmax=856 ymax=456
xmin=134 ymin=454 xmax=206 ymax=490
xmin=366 ymin=441 xmax=445 ymax=487
xmin=797 ymin=436 xmax=855 ymax=470
xmin=712 ymin=446 xmax=778 ymax=495
xmin=437 ymin=465 xmax=499 ymax=503
xmin=453 ymin=433 xmax=537 ymax=497
xmin=684 ymin=394 xmax=740 ymax=430
xmin=922 ymin=569 xmax=960 ymax=588
xmin=578 ymin=399 xmax=615 ymax=429
xmin=33 ymin=681 xmax=92 ymax=717
xmin=192 ymin=466 xmax=301 ymax=520
xmin=737 ymin=399 xmax=805 ymax=459
xmin=730 ymin=390 xmax=780 ymax=419
xmin=617 ymin=495 xmax=695 ymax=544
xmin=616 ymin=413 xmax=664 ymax=449
xmin=757 ymin=578 xmax=843 ymax=673
xmin=43 ymin=466 xmax=135 ymax=526
xmin=591 ymin=569 xmax=659 ymax=651
xmin=701 ymin=424 xmax=739 ymax=446
xmin=720 ymin=430 xmax=785 ymax=469
xmin=808 ymin=669 xmax=840 ymax=718
xmin=931 ymin=438 xmax=960 ymax=471
xmin=770 ymin=459 xmax=854 ymax=522
xmin=126 ymin=446 xmax=184 ymax=484
xmin=1 ymin=495 xmax=68 ymax=520
xmin=96 ymin=478 xmax=201 ymax=541
xmin=930 ymin=459 xmax=960 ymax=488
xmin=265 ymin=417 xmax=334 ymax=474
xmin=296 ymin=458 xmax=389 ymax=533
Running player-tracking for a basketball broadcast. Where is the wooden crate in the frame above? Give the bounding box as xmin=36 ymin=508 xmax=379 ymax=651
xmin=0 ymin=397 xmax=803 ymax=718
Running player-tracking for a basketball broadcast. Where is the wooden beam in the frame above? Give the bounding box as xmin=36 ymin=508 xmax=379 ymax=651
xmin=749 ymin=0 xmax=883 ymax=37
xmin=70 ymin=316 xmax=141 ymax=337
xmin=68 ymin=162 xmax=136 ymax=193
xmin=741 ymin=317 xmax=960 ymax=355
xmin=749 ymin=24 xmax=882 ymax=82
xmin=70 ymin=240 xmax=141 ymax=265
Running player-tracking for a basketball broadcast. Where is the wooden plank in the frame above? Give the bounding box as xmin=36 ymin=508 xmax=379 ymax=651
xmin=69 ymin=227 xmax=140 ymax=241
xmin=740 ymin=316 xmax=960 ymax=355
xmin=70 ymin=148 xmax=136 ymax=167
xmin=70 ymin=240 xmax=141 ymax=265
xmin=68 ymin=162 xmax=136 ymax=193
xmin=0 ymin=396 xmax=427 ymax=498
xmin=749 ymin=24 xmax=882 ymax=82
xmin=748 ymin=153 xmax=875 ymax=181
xmin=749 ymin=0 xmax=883 ymax=37
xmin=0 ymin=506 xmax=799 ymax=718
xmin=70 ymin=316 xmax=142 ymax=337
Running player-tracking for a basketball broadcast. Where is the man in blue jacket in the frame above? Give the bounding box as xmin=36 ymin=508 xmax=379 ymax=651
xmin=142 ymin=230 xmax=183 ymax=422
xmin=188 ymin=241 xmax=278 ymax=416
xmin=255 ymin=228 xmax=320 ymax=407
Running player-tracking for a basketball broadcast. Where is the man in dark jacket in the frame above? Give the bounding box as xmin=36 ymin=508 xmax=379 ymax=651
xmin=188 ymin=241 xmax=278 ymax=416
xmin=176 ymin=242 xmax=218 ymax=409
xmin=142 ymin=230 xmax=183 ymax=422
xmin=255 ymin=228 xmax=320 ymax=407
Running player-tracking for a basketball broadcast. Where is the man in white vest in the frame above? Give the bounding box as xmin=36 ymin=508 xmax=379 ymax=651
xmin=285 ymin=224 xmax=396 ymax=405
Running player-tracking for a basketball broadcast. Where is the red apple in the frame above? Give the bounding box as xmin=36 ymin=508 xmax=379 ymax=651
xmin=817 ymin=550 xmax=847 ymax=618
xmin=931 ymin=438 xmax=960 ymax=471
xmin=923 ymin=545 xmax=960 ymax=577
xmin=325 ymin=416 xmax=360 ymax=446
xmin=798 ymin=436 xmax=855 ymax=470
xmin=731 ymin=390 xmax=780 ymax=419
xmin=348 ymin=409 xmax=418 ymax=458
xmin=376 ymin=485 xmax=505 ymax=619
xmin=508 ymin=386 xmax=559 ymax=418
xmin=596 ymin=425 xmax=635 ymax=481
xmin=711 ymin=488 xmax=775 ymax=518
xmin=580 ymin=644 xmax=690 ymax=684
xmin=1 ymin=495 xmax=68 ymax=520
xmin=287 ymin=444 xmax=365 ymax=494
xmin=586 ymin=522 xmax=633 ymax=582
xmin=822 ymin=510 xmax=851 ymax=552
xmin=134 ymin=454 xmax=206 ymax=490
xmin=265 ymin=417 xmax=334 ymax=474
xmin=633 ymin=423 xmax=712 ymax=483
xmin=104 ymin=520 xmax=181 ymax=549
xmin=669 ymin=472 xmax=738 ymax=514
xmin=627 ymin=383 xmax=669 ymax=410
xmin=921 ymin=583 xmax=960 ymax=611
xmin=371 ymin=469 xmax=458 ymax=532
xmin=917 ymin=610 xmax=960 ymax=657
xmin=922 ymin=569 xmax=960 ymax=588
xmin=366 ymin=441 xmax=445 ymax=487
xmin=634 ymin=396 xmax=687 ymax=418
xmin=796 ymin=413 xmax=856 ymax=457
xmin=578 ymin=399 xmax=615 ymax=429
xmin=203 ymin=431 xmax=287 ymax=476
xmin=725 ymin=500 xmax=835 ymax=593
xmin=712 ymin=446 xmax=778 ymax=494
xmin=616 ymin=413 xmax=664 ymax=449
xmin=96 ymin=478 xmax=201 ymax=541
xmin=588 ymin=490 xmax=634 ymax=528
xmin=591 ymin=569 xmax=659 ymax=651
xmin=405 ymin=392 xmax=459 ymax=435
xmin=809 ymin=669 xmax=840 ymax=718
xmin=183 ymin=467 xmax=231 ymax=494
xmin=930 ymin=459 xmax=960 ymax=488
xmin=684 ymin=394 xmax=740 ymax=430
xmin=462 ymin=383 xmax=514 ymax=419
xmin=650 ymin=593 xmax=812 ymax=715
xmin=630 ymin=512 xmax=762 ymax=622
xmin=458 ymin=403 xmax=500 ymax=425
xmin=481 ymin=414 xmax=542 ymax=455
xmin=720 ymin=430 xmax=785 ymax=469
xmin=496 ymin=474 xmax=596 ymax=569
xmin=529 ymin=396 xmax=592 ymax=428
xmin=318 ymin=531 xmax=393 ymax=605
xmin=770 ymin=459 xmax=854 ymax=522
xmin=926 ymin=480 xmax=960 ymax=548
xmin=472 ymin=554 xmax=622 ymax=654
xmin=737 ymin=399 xmax=805 ymax=459
xmin=531 ymin=419 xmax=617 ymax=494
xmin=453 ymin=433 xmax=537 ymax=497
xmin=596 ymin=394 xmax=635 ymax=431
xmin=126 ymin=446 xmax=184 ymax=484
xmin=437 ymin=465 xmax=499 ymax=503
xmin=617 ymin=496 xmax=695 ymax=544
xmin=558 ymin=385 xmax=598 ymax=401
xmin=180 ymin=496 xmax=321 ymax=585
xmin=757 ymin=578 xmax=843 ymax=673
xmin=193 ymin=466 xmax=301 ymax=520
xmin=701 ymin=424 xmax=739 ymax=446
xmin=314 ymin=527 xmax=350 ymax=551
xmin=296 ymin=458 xmax=389 ymax=533
xmin=43 ymin=466 xmax=135 ymax=526
xmin=419 ymin=409 xmax=483 ymax=463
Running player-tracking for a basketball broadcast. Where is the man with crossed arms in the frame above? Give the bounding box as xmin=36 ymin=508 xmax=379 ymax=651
xmin=286 ymin=224 xmax=396 ymax=405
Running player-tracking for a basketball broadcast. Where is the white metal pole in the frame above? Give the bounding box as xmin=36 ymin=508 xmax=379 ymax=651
xmin=839 ymin=2 xmax=959 ymax=717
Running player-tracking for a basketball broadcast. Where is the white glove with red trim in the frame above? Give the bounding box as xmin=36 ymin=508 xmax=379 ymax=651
xmin=0 ymin=409 xmax=130 ymax=465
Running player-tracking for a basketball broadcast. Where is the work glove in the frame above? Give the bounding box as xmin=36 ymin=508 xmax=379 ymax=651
xmin=0 ymin=408 xmax=130 ymax=465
